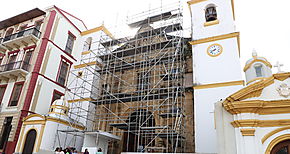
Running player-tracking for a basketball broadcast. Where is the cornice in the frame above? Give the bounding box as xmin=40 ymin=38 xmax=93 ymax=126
xmin=189 ymin=32 xmax=239 ymax=45
xmin=193 ymin=80 xmax=244 ymax=89
xmin=240 ymin=129 xmax=255 ymax=136
xmin=231 ymin=119 xmax=290 ymax=128
xmin=223 ymin=99 xmax=290 ymax=115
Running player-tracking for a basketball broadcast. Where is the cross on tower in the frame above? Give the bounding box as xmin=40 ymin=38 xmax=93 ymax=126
xmin=274 ymin=61 xmax=284 ymax=73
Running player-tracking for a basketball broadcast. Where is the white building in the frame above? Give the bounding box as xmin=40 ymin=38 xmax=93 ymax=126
xmin=0 ymin=5 xmax=87 ymax=154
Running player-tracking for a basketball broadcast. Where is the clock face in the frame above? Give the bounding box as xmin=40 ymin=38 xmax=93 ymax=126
xmin=207 ymin=44 xmax=223 ymax=57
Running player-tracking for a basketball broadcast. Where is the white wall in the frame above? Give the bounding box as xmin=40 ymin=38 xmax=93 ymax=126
xmin=215 ymin=101 xmax=237 ymax=154
xmin=193 ymin=37 xmax=242 ymax=85
xmin=194 ymin=85 xmax=243 ymax=153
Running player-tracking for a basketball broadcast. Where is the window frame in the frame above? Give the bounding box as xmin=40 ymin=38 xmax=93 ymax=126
xmin=205 ymin=5 xmax=218 ymax=22
xmin=8 ymin=81 xmax=25 ymax=107
xmin=51 ymin=89 xmax=64 ymax=105
xmin=64 ymin=31 xmax=76 ymax=54
xmin=0 ymin=84 xmax=7 ymax=105
xmin=56 ymin=56 xmax=72 ymax=86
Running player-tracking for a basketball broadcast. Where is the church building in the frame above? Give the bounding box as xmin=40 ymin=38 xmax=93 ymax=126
xmin=0 ymin=0 xmax=289 ymax=154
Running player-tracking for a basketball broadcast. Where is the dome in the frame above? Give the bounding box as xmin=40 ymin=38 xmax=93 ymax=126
xmin=244 ymin=50 xmax=272 ymax=85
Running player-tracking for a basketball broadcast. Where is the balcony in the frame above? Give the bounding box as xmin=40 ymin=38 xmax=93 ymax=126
xmin=1 ymin=27 xmax=41 ymax=50
xmin=0 ymin=61 xmax=30 ymax=79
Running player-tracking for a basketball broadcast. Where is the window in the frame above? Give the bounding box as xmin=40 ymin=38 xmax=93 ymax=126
xmin=0 ymin=85 xmax=7 ymax=105
xmin=6 ymin=53 xmax=17 ymax=71
xmin=51 ymin=90 xmax=64 ymax=104
xmin=9 ymin=82 xmax=24 ymax=106
xmin=254 ymin=64 xmax=263 ymax=77
xmin=17 ymin=24 xmax=27 ymax=37
xmin=22 ymin=47 xmax=34 ymax=71
xmin=4 ymin=28 xmax=14 ymax=42
xmin=205 ymin=5 xmax=217 ymax=22
xmin=57 ymin=57 xmax=72 ymax=86
xmin=64 ymin=31 xmax=75 ymax=54
xmin=34 ymin=20 xmax=43 ymax=31
xmin=5 ymin=28 xmax=13 ymax=37
xmin=83 ymin=37 xmax=92 ymax=51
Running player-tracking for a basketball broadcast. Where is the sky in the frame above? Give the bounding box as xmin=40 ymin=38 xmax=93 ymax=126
xmin=1 ymin=0 xmax=290 ymax=73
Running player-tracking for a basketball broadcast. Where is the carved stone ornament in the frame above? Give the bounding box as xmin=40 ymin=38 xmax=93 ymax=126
xmin=277 ymin=83 xmax=290 ymax=97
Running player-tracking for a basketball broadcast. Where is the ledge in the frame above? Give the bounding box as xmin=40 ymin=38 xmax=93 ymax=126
xmin=204 ymin=20 xmax=219 ymax=27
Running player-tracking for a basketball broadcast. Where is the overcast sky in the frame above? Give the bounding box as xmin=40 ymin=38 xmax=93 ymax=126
xmin=1 ymin=0 xmax=290 ymax=73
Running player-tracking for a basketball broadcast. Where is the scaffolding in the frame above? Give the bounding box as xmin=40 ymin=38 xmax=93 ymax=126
xmin=55 ymin=1 xmax=193 ymax=153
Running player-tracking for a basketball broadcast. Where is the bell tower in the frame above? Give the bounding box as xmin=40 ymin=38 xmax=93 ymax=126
xmin=188 ymin=0 xmax=244 ymax=153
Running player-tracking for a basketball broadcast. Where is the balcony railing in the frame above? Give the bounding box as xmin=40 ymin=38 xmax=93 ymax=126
xmin=0 ymin=61 xmax=30 ymax=72
xmin=2 ymin=27 xmax=41 ymax=43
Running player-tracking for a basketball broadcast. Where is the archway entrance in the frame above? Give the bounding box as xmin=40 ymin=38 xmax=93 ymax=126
xmin=271 ymin=140 xmax=290 ymax=154
xmin=22 ymin=129 xmax=37 ymax=154
xmin=122 ymin=109 xmax=155 ymax=152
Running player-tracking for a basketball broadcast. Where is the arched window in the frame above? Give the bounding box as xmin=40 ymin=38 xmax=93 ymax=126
xmin=254 ymin=63 xmax=263 ymax=77
xmin=205 ymin=5 xmax=217 ymax=22
xmin=5 ymin=28 xmax=14 ymax=37
xmin=22 ymin=129 xmax=37 ymax=154
xmin=4 ymin=28 xmax=14 ymax=42
xmin=271 ymin=140 xmax=290 ymax=154
xmin=83 ymin=37 xmax=92 ymax=51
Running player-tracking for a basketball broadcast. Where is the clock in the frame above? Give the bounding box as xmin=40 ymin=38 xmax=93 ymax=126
xmin=207 ymin=44 xmax=223 ymax=57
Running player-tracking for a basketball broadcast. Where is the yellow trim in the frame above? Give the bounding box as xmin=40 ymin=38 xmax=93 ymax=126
xmin=68 ymin=97 xmax=92 ymax=103
xmin=81 ymin=25 xmax=114 ymax=39
xmin=50 ymin=104 xmax=69 ymax=110
xmin=81 ymin=50 xmax=91 ymax=55
xmin=81 ymin=26 xmax=102 ymax=36
xmin=23 ymin=114 xmax=45 ymax=121
xmin=204 ymin=20 xmax=220 ymax=27
xmin=243 ymin=59 xmax=272 ymax=72
xmin=21 ymin=128 xmax=38 ymax=153
xmin=224 ymin=99 xmax=290 ymax=115
xmin=265 ymin=134 xmax=290 ymax=154
xmin=231 ymin=119 xmax=290 ymax=128
xmin=262 ymin=126 xmax=290 ymax=144
xmin=246 ymin=77 xmax=266 ymax=85
xmin=74 ymin=61 xmax=102 ymax=69
xmin=207 ymin=43 xmax=223 ymax=57
xmin=23 ymin=120 xmax=46 ymax=125
xmin=237 ymin=33 xmax=241 ymax=57
xmin=16 ymin=125 xmax=26 ymax=152
xmin=187 ymin=0 xmax=207 ymax=5
xmin=240 ymin=129 xmax=255 ymax=136
xmin=102 ymin=26 xmax=114 ymax=39
xmin=36 ymin=124 xmax=45 ymax=152
xmin=231 ymin=0 xmax=236 ymax=20
xmin=193 ymin=80 xmax=244 ymax=89
xmin=189 ymin=32 xmax=239 ymax=45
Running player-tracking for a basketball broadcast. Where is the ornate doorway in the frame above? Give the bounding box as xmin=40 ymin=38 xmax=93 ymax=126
xmin=271 ymin=140 xmax=290 ymax=154
xmin=22 ymin=129 xmax=37 ymax=154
